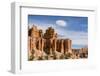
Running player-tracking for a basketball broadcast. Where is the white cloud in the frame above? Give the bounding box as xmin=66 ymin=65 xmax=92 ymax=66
xmin=56 ymin=20 xmax=67 ymax=27
xmin=55 ymin=29 xmax=88 ymax=46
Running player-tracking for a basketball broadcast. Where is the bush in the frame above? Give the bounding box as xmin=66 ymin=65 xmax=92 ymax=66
xmin=65 ymin=53 xmax=72 ymax=59
xmin=29 ymin=55 xmax=34 ymax=61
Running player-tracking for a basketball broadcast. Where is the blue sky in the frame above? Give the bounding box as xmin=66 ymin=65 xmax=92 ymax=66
xmin=28 ymin=15 xmax=88 ymax=49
